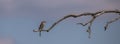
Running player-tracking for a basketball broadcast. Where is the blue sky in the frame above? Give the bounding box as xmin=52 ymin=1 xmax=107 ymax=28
xmin=0 ymin=0 xmax=120 ymax=44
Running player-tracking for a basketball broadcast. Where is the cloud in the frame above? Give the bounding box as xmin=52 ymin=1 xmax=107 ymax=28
xmin=31 ymin=0 xmax=117 ymax=9
xmin=0 ymin=0 xmax=15 ymax=15
xmin=0 ymin=0 xmax=119 ymax=10
xmin=107 ymin=0 xmax=120 ymax=8
xmin=0 ymin=0 xmax=119 ymax=17
xmin=0 ymin=0 xmax=15 ymax=10
xmin=0 ymin=37 xmax=14 ymax=44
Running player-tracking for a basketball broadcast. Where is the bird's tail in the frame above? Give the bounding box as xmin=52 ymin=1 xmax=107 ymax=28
xmin=39 ymin=32 xmax=41 ymax=37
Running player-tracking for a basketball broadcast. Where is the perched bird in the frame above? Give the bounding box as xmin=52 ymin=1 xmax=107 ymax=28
xmin=33 ymin=21 xmax=46 ymax=36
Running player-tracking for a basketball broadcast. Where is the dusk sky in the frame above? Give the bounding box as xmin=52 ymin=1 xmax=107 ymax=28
xmin=0 ymin=0 xmax=120 ymax=44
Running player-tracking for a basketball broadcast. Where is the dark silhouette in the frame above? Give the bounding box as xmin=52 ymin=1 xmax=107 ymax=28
xmin=33 ymin=21 xmax=47 ymax=36
xmin=34 ymin=9 xmax=120 ymax=38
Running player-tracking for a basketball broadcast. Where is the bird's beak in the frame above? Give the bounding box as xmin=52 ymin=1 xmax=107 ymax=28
xmin=33 ymin=29 xmax=38 ymax=32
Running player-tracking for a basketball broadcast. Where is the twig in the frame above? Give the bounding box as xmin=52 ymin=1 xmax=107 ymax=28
xmin=104 ymin=16 xmax=120 ymax=31
xmin=87 ymin=16 xmax=96 ymax=38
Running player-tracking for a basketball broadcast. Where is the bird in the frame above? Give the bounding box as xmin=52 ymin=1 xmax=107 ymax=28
xmin=33 ymin=21 xmax=46 ymax=36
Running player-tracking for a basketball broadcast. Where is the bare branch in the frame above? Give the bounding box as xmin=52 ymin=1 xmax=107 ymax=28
xmin=77 ymin=11 xmax=105 ymax=38
xmin=36 ymin=9 xmax=120 ymax=38
xmin=46 ymin=13 xmax=100 ymax=32
xmin=46 ymin=13 xmax=95 ymax=32
xmin=44 ymin=9 xmax=120 ymax=32
xmin=46 ymin=14 xmax=82 ymax=32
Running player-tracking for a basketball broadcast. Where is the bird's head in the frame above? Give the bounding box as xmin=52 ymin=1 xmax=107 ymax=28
xmin=33 ymin=29 xmax=39 ymax=32
xmin=41 ymin=21 xmax=46 ymax=23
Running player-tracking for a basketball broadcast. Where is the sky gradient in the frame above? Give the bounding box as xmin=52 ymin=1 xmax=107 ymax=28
xmin=0 ymin=0 xmax=120 ymax=44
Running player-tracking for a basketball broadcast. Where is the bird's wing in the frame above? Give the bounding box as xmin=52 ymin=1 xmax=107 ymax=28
xmin=39 ymin=23 xmax=44 ymax=31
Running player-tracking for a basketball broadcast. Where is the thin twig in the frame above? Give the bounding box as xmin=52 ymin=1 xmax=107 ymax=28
xmin=104 ymin=16 xmax=120 ymax=31
xmin=87 ymin=16 xmax=96 ymax=38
